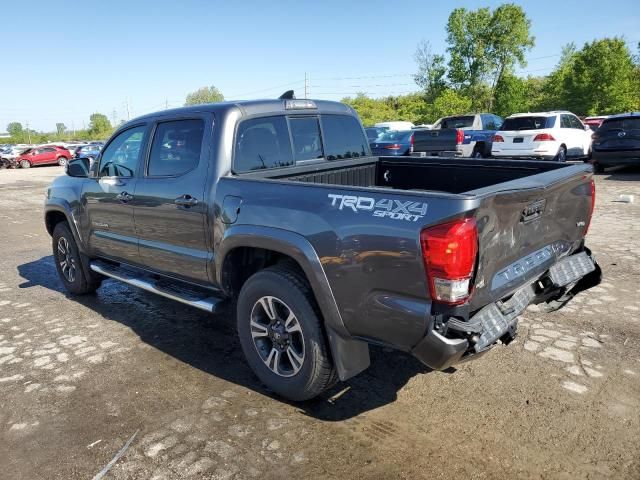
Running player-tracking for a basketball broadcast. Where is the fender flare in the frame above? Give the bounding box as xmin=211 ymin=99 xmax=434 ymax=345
xmin=216 ymin=225 xmax=370 ymax=380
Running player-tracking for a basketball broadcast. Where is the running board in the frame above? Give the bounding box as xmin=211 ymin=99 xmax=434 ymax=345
xmin=90 ymin=261 xmax=225 ymax=313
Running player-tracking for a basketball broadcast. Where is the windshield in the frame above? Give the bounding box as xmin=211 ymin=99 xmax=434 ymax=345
xmin=437 ymin=116 xmax=474 ymax=129
xmin=501 ymin=116 xmax=552 ymax=131
xmin=378 ymin=131 xmax=412 ymax=142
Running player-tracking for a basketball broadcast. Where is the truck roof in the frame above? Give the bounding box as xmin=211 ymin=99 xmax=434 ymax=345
xmin=129 ymin=99 xmax=356 ymax=125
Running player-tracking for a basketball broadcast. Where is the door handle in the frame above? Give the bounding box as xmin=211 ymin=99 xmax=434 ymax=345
xmin=174 ymin=194 xmax=198 ymax=207
xmin=116 ymin=191 xmax=134 ymax=202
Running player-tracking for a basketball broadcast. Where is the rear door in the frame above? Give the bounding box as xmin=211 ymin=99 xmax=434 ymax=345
xmin=83 ymin=124 xmax=149 ymax=264
xmin=133 ymin=116 xmax=211 ymax=284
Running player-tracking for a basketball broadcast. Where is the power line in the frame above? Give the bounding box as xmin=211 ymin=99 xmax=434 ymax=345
xmin=227 ymin=80 xmax=305 ymax=98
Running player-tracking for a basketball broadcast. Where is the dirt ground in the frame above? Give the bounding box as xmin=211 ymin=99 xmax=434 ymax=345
xmin=0 ymin=165 xmax=639 ymax=480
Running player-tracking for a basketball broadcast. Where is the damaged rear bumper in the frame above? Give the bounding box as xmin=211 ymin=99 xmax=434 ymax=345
xmin=411 ymin=248 xmax=601 ymax=370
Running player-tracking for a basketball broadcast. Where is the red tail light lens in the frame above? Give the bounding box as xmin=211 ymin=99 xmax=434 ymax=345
xmin=585 ymin=179 xmax=595 ymax=234
xmin=493 ymin=134 xmax=504 ymax=142
xmin=455 ymin=129 xmax=464 ymax=145
xmin=420 ymin=218 xmax=478 ymax=304
xmin=385 ymin=144 xmax=401 ymax=150
xmin=533 ymin=133 xmax=555 ymax=141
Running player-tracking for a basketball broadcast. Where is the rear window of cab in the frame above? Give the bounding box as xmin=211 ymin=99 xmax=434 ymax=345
xmin=233 ymin=114 xmax=369 ymax=172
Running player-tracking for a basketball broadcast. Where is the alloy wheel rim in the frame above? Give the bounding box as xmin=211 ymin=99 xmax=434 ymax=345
xmin=57 ymin=237 xmax=76 ymax=282
xmin=250 ymin=296 xmax=305 ymax=377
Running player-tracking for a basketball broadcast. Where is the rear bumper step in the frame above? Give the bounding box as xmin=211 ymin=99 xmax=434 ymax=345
xmin=90 ymin=261 xmax=224 ymax=313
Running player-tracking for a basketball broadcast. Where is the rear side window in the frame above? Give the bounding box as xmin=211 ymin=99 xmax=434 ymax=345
xmin=560 ymin=115 xmax=572 ymax=128
xmin=290 ymin=117 xmax=323 ymax=161
xmin=600 ymin=118 xmax=640 ymax=131
xmin=501 ymin=116 xmax=553 ymax=131
xmin=438 ymin=116 xmax=474 ymax=129
xmin=321 ymin=115 xmax=369 ymax=160
xmin=234 ymin=116 xmax=293 ymax=172
xmin=148 ymin=119 xmax=204 ymax=176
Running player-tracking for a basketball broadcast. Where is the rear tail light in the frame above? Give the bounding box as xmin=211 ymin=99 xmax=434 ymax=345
xmin=455 ymin=129 xmax=464 ymax=145
xmin=385 ymin=144 xmax=401 ymax=150
xmin=420 ymin=218 xmax=478 ymax=304
xmin=591 ymin=132 xmax=598 ymax=140
xmin=533 ymin=133 xmax=555 ymax=142
xmin=585 ymin=179 xmax=596 ymax=234
xmin=409 ymin=134 xmax=414 ymax=154
xmin=493 ymin=134 xmax=504 ymax=142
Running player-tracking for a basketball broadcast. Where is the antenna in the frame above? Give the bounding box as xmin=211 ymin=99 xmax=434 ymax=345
xmin=279 ymin=90 xmax=296 ymax=100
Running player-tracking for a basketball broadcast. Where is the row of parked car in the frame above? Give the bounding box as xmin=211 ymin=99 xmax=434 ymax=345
xmin=364 ymin=111 xmax=640 ymax=172
xmin=0 ymin=141 xmax=104 ymax=169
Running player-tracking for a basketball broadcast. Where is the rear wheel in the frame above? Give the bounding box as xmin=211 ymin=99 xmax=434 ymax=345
xmin=57 ymin=156 xmax=68 ymax=166
xmin=554 ymin=146 xmax=567 ymax=162
xmin=52 ymin=222 xmax=102 ymax=295
xmin=237 ymin=265 xmax=337 ymax=401
xmin=471 ymin=146 xmax=484 ymax=159
xmin=20 ymin=160 xmax=31 ymax=168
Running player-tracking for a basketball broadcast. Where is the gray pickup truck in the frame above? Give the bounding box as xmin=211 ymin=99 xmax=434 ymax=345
xmin=44 ymin=97 xmax=600 ymax=401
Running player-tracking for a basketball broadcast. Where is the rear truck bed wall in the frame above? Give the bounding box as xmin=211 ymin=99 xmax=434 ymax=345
xmin=211 ymin=154 xmax=594 ymax=358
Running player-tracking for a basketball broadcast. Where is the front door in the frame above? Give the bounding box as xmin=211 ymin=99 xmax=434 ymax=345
xmin=83 ymin=124 xmax=149 ymax=264
xmin=133 ymin=117 xmax=211 ymax=284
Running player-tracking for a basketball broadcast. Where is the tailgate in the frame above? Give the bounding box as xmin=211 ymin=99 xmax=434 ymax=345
xmin=468 ymin=165 xmax=594 ymax=310
xmin=414 ymin=129 xmax=458 ymax=153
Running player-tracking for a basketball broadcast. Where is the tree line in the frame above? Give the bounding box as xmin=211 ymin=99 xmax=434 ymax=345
xmin=344 ymin=5 xmax=640 ymax=126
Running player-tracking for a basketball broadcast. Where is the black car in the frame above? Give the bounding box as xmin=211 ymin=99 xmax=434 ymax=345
xmin=591 ymin=112 xmax=640 ymax=172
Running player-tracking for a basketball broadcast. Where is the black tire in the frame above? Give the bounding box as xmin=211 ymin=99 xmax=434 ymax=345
xmin=471 ymin=146 xmax=484 ymax=159
xmin=57 ymin=156 xmax=68 ymax=166
xmin=554 ymin=145 xmax=567 ymax=162
xmin=20 ymin=160 xmax=31 ymax=168
xmin=593 ymin=162 xmax=605 ymax=174
xmin=237 ymin=265 xmax=337 ymax=401
xmin=52 ymin=222 xmax=102 ymax=295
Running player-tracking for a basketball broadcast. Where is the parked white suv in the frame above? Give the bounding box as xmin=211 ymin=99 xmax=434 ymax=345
xmin=491 ymin=111 xmax=592 ymax=161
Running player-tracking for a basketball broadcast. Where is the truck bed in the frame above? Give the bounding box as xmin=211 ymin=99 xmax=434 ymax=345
xmin=240 ymin=156 xmax=578 ymax=195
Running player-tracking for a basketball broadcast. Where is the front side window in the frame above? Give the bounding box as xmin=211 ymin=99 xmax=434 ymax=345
xmin=148 ymin=119 xmax=204 ymax=176
xmin=570 ymin=116 xmax=584 ymax=129
xmin=290 ymin=117 xmax=323 ymax=161
xmin=99 ymin=125 xmax=146 ymax=178
xmin=234 ymin=116 xmax=293 ymax=172
xmin=321 ymin=115 xmax=369 ymax=160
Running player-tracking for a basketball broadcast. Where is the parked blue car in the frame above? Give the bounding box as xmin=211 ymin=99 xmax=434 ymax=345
xmin=74 ymin=144 xmax=102 ymax=159
xmin=369 ymin=130 xmax=414 ymax=156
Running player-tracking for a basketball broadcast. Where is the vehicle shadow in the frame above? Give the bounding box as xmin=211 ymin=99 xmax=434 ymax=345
xmin=17 ymin=255 xmax=437 ymax=421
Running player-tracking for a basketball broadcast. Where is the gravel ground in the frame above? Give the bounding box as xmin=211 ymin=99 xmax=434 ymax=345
xmin=0 ymin=165 xmax=639 ymax=479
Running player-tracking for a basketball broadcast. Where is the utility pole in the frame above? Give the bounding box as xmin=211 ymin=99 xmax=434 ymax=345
xmin=25 ymin=122 xmax=32 ymax=144
xmin=304 ymin=72 xmax=309 ymax=99
xmin=125 ymin=98 xmax=131 ymax=120
xmin=111 ymin=109 xmax=117 ymax=127
xmin=71 ymin=121 xmax=75 ymax=137
xmin=165 ymin=98 xmax=169 ymax=110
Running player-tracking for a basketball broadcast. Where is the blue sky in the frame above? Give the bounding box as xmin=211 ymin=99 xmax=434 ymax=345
xmin=1 ymin=0 xmax=638 ymax=132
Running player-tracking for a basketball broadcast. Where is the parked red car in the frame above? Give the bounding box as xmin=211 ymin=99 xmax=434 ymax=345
xmin=16 ymin=146 xmax=72 ymax=168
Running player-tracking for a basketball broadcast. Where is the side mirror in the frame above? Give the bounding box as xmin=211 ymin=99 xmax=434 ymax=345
xmin=584 ymin=124 xmax=590 ymax=131
xmin=66 ymin=158 xmax=89 ymax=178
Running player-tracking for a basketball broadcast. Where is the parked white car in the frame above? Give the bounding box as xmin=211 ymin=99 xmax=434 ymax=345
xmin=491 ymin=111 xmax=592 ymax=162
xmin=374 ymin=121 xmax=415 ymax=131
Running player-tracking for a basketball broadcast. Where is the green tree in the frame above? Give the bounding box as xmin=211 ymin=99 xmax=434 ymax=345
xmin=562 ymin=38 xmax=639 ymax=115
xmin=538 ymin=43 xmax=577 ymax=111
xmin=445 ymin=4 xmax=534 ymax=109
xmin=184 ymin=85 xmax=224 ymax=106
xmin=341 ymin=93 xmax=396 ymax=126
xmin=88 ymin=113 xmax=112 ymax=138
xmin=56 ymin=123 xmax=66 ymax=136
xmin=428 ymin=89 xmax=473 ymax=122
xmin=413 ymin=40 xmax=447 ymax=101
xmin=7 ymin=122 xmax=23 ymax=139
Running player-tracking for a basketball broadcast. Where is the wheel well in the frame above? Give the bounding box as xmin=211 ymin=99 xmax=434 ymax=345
xmin=221 ymin=247 xmax=306 ymax=298
xmin=45 ymin=211 xmax=68 ymax=236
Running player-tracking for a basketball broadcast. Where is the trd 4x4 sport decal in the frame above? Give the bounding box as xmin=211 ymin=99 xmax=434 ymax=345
xmin=328 ymin=194 xmax=428 ymax=222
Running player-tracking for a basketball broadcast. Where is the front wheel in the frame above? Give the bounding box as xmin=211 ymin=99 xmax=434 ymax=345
xmin=237 ymin=265 xmax=337 ymax=401
xmin=20 ymin=160 xmax=31 ymax=168
xmin=52 ymin=222 xmax=102 ymax=295
xmin=57 ymin=156 xmax=68 ymax=166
